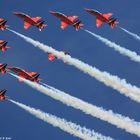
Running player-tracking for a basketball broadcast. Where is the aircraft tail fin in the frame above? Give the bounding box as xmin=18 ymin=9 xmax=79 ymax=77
xmin=108 ymin=18 xmax=119 ymax=28
xmin=32 ymin=74 xmax=41 ymax=83
xmin=36 ymin=20 xmax=47 ymax=31
xmin=73 ymin=19 xmax=84 ymax=31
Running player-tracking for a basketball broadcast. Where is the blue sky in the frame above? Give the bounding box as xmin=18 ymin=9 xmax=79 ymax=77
xmin=0 ymin=0 xmax=140 ymax=140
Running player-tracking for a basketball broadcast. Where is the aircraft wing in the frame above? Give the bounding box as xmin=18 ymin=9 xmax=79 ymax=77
xmin=26 ymin=72 xmax=38 ymax=77
xmin=31 ymin=17 xmax=42 ymax=22
xmin=102 ymin=13 xmax=113 ymax=19
xmin=48 ymin=53 xmax=56 ymax=61
xmin=24 ymin=21 xmax=31 ymax=29
xmin=68 ymin=16 xmax=78 ymax=22
xmin=96 ymin=18 xmax=103 ymax=27
xmin=0 ymin=18 xmax=4 ymax=22
xmin=0 ymin=40 xmax=4 ymax=44
xmin=61 ymin=21 xmax=68 ymax=29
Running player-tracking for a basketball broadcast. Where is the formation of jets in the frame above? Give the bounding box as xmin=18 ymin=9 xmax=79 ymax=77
xmin=0 ymin=8 xmax=119 ymax=32
xmin=0 ymin=8 xmax=119 ymax=101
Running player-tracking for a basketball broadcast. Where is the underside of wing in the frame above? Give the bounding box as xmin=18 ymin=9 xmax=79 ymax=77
xmin=102 ymin=13 xmax=113 ymax=19
xmin=31 ymin=17 xmax=42 ymax=22
xmin=26 ymin=72 xmax=37 ymax=77
xmin=96 ymin=18 xmax=103 ymax=27
xmin=61 ymin=21 xmax=68 ymax=29
xmin=68 ymin=16 xmax=78 ymax=22
xmin=24 ymin=21 xmax=31 ymax=29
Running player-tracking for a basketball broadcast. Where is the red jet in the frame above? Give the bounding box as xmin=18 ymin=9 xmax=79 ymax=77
xmin=13 ymin=12 xmax=47 ymax=31
xmin=0 ymin=18 xmax=9 ymax=30
xmin=84 ymin=8 xmax=119 ymax=28
xmin=0 ymin=63 xmax=7 ymax=74
xmin=49 ymin=11 xmax=84 ymax=31
xmin=0 ymin=90 xmax=8 ymax=100
xmin=0 ymin=40 xmax=10 ymax=52
xmin=48 ymin=51 xmax=69 ymax=61
xmin=8 ymin=67 xmax=41 ymax=83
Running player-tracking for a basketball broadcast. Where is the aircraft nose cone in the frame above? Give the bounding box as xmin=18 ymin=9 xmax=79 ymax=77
xmin=7 ymin=66 xmax=13 ymax=70
xmin=13 ymin=12 xmax=19 ymax=15
xmin=84 ymin=8 xmax=91 ymax=12
xmin=49 ymin=11 xmax=56 ymax=15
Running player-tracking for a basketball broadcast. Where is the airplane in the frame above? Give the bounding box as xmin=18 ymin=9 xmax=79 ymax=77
xmin=13 ymin=12 xmax=47 ymax=31
xmin=48 ymin=51 xmax=69 ymax=61
xmin=0 ymin=18 xmax=9 ymax=30
xmin=0 ymin=40 xmax=11 ymax=52
xmin=49 ymin=11 xmax=84 ymax=31
xmin=0 ymin=63 xmax=7 ymax=74
xmin=84 ymin=8 xmax=119 ymax=28
xmin=0 ymin=90 xmax=8 ymax=100
xmin=8 ymin=66 xmax=41 ymax=83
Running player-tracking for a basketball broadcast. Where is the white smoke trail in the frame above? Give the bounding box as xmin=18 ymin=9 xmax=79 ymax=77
xmin=9 ymin=73 xmax=140 ymax=137
xmin=120 ymin=27 xmax=140 ymax=42
xmin=83 ymin=28 xmax=140 ymax=63
xmin=9 ymin=99 xmax=112 ymax=140
xmin=7 ymin=28 xmax=140 ymax=104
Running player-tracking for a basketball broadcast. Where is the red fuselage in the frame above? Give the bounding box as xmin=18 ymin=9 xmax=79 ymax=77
xmin=85 ymin=9 xmax=109 ymax=23
xmin=8 ymin=67 xmax=40 ymax=83
xmin=50 ymin=11 xmax=74 ymax=25
xmin=14 ymin=12 xmax=38 ymax=25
